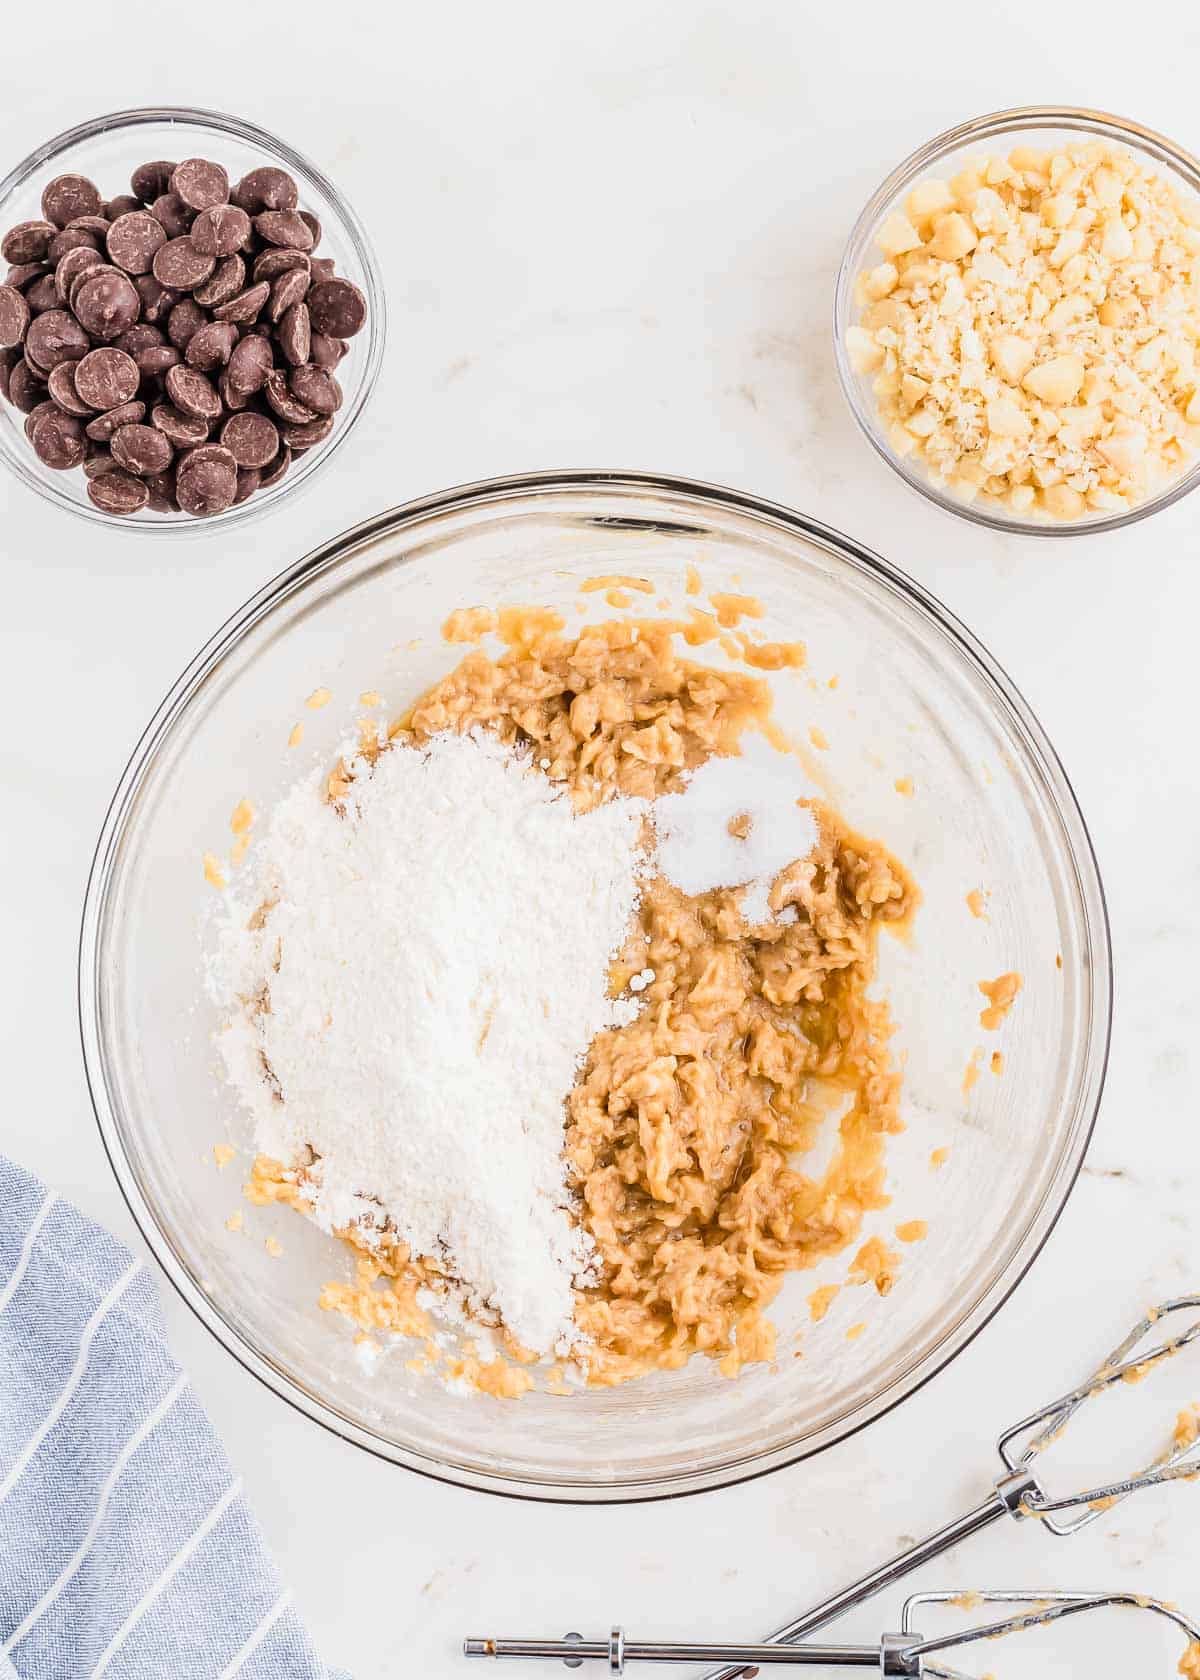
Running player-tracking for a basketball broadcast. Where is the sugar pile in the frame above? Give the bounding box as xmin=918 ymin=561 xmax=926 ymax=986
xmin=210 ymin=731 xmax=646 ymax=1358
xmin=653 ymin=731 xmax=818 ymax=922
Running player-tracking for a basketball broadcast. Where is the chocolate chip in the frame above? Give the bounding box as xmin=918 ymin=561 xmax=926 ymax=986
xmin=254 ymin=209 xmax=313 ymax=251
xmin=217 ymin=367 xmax=250 ymax=410
xmin=24 ymin=398 xmax=58 ymax=440
xmin=54 ymin=244 xmax=105 ymax=304
xmin=135 ymin=274 xmax=180 ymax=324
xmin=149 ymin=193 xmax=192 ymax=239
xmin=131 ymin=160 xmax=176 ymax=203
xmin=191 ymin=204 xmax=251 ymax=258
xmin=212 ymin=281 xmax=269 ymax=324
xmin=73 ymin=271 xmax=140 ymax=341
xmin=176 ymin=444 xmax=237 ymax=515
xmin=280 ymin=413 xmax=333 ymax=448
xmin=25 ymin=274 xmax=62 ymax=315
xmin=7 ymin=358 xmax=44 ymax=412
xmin=220 ymin=410 xmax=279 ymax=468
xmin=87 ymin=467 xmax=150 ymax=514
xmin=74 ymin=346 xmax=140 ymax=410
xmin=31 ymin=408 xmax=86 ymax=469
xmin=289 ymin=365 xmax=342 ymax=414
xmin=104 ymin=194 xmax=143 ymax=221
xmin=232 ymin=167 xmax=297 ymax=214
xmin=185 ymin=320 xmax=237 ymax=371
xmin=152 ymin=236 xmax=215 ymax=290
xmin=115 ymin=322 xmax=165 ymax=356
xmin=309 ymin=331 xmax=347 ymax=368
xmin=309 ymin=257 xmax=336 ymax=283
xmin=1 ymin=222 xmax=57 ymax=264
xmin=193 ymin=253 xmax=244 ymax=307
xmin=41 ymin=174 xmax=103 ymax=228
xmin=0 ymin=347 xmax=18 ymax=400
xmin=144 ymin=466 xmax=177 ymax=511
xmin=111 ymin=422 xmax=174 ymax=476
xmin=151 ymin=402 xmax=210 ymax=446
xmin=69 ymin=262 xmax=121 ymax=313
xmin=307 ymin=278 xmax=366 ymax=338
xmin=47 ymin=226 xmax=100 ymax=266
xmin=164 ymin=362 xmax=222 ymax=420
xmin=69 ymin=216 xmax=113 ymax=238
xmin=0 ymin=286 xmax=30 ymax=349
xmin=233 ymin=466 xmax=260 ymax=504
xmin=267 ymin=265 xmax=310 ymax=322
xmin=106 ymin=211 xmax=168 ymax=275
xmin=24 ymin=310 xmax=91 ymax=372
xmin=167 ymin=298 xmax=207 ymax=349
xmin=171 ymin=159 xmax=229 ymax=213
xmin=47 ymin=359 xmax=95 ymax=416
xmin=258 ymin=441 xmax=291 ymax=487
xmin=226 ymin=332 xmax=273 ymax=393
xmin=83 ymin=450 xmax=115 ymax=478
xmin=277 ymin=301 xmax=310 ymax=367
xmin=135 ymin=344 xmax=180 ymax=379
xmin=263 ymin=367 xmax=315 ymax=423
xmin=298 ymin=211 xmax=321 ymax=249
xmin=85 ymin=400 xmax=147 ymax=441
xmin=253 ymin=248 xmax=308 ymax=284
xmin=6 ymin=262 xmax=47 ymax=291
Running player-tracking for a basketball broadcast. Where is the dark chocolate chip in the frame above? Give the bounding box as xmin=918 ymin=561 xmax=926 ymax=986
xmin=24 ymin=309 xmax=91 ymax=372
xmin=74 ymin=347 xmax=140 ymax=410
xmin=25 ymin=275 xmax=62 ymax=315
xmin=233 ymin=466 xmax=260 ymax=504
xmin=149 ymin=193 xmax=192 ymax=239
xmin=164 ymin=362 xmax=222 ymax=420
xmin=253 ymin=248 xmax=308 ymax=284
xmin=131 ymin=160 xmax=176 ymax=203
xmin=0 ymin=286 xmax=30 ymax=350
xmin=41 ymin=174 xmax=103 ymax=228
xmin=85 ymin=400 xmax=147 ymax=441
xmin=31 ymin=408 xmax=86 ymax=468
xmin=289 ymin=364 xmax=342 ymax=414
xmin=24 ymin=398 xmax=58 ymax=440
xmin=191 ymin=204 xmax=251 ymax=258
xmin=152 ymin=236 xmax=215 ymax=290
xmin=47 ymin=226 xmax=100 ymax=265
xmin=106 ymin=211 xmax=168 ymax=275
xmin=151 ymin=402 xmax=210 ymax=446
xmin=309 ymin=331 xmax=347 ymax=368
xmin=217 ymin=367 xmax=250 ymax=410
xmin=144 ymin=466 xmax=177 ymax=511
xmin=258 ymin=441 xmax=291 ymax=487
xmin=232 ymin=167 xmax=298 ymax=214
xmin=105 ymin=194 xmax=143 ymax=221
xmin=309 ymin=257 xmax=336 ymax=283
xmin=220 ymin=410 xmax=279 ymax=468
xmin=192 ymin=253 xmax=244 ymax=307
xmin=115 ymin=322 xmax=165 ymax=355
xmin=0 ymin=347 xmax=17 ymax=400
xmin=135 ymin=274 xmax=180 ymax=324
xmin=267 ymin=265 xmax=310 ymax=322
xmin=110 ymin=422 xmax=174 ymax=476
xmin=135 ymin=345 xmax=180 ymax=378
xmin=87 ymin=467 xmax=150 ymax=514
xmin=7 ymin=358 xmax=44 ymax=412
xmin=307 ymin=278 xmax=366 ymax=338
xmin=184 ymin=320 xmax=237 ymax=371
xmin=212 ymin=280 xmax=270 ymax=324
xmin=277 ymin=301 xmax=309 ymax=367
xmin=72 ymin=270 xmax=141 ymax=340
xmin=298 ymin=210 xmax=321 ymax=249
xmin=176 ymin=444 xmax=237 ymax=515
xmin=254 ymin=210 xmax=313 ymax=251
xmin=280 ymin=413 xmax=333 ymax=448
xmin=263 ymin=367 xmax=316 ymax=423
xmin=6 ymin=262 xmax=47 ymax=291
xmin=226 ymin=332 xmax=273 ymax=393
xmin=66 ymin=215 xmax=112 ymax=237
xmin=47 ymin=359 xmax=94 ymax=416
xmin=167 ymin=297 xmax=207 ymax=349
xmin=83 ymin=449 xmax=115 ymax=478
xmin=170 ymin=159 xmax=229 ymax=213
xmin=1 ymin=222 xmax=57 ymax=264
xmin=54 ymin=244 xmax=105 ymax=304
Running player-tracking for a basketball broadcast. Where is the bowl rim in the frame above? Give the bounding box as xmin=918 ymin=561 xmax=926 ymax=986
xmin=78 ymin=468 xmax=1112 ymax=1502
xmin=0 ymin=103 xmax=387 ymax=535
xmin=833 ymin=104 xmax=1200 ymax=538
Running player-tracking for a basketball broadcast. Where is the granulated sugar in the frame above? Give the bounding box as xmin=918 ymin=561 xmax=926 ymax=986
xmin=211 ymin=731 xmax=646 ymax=1358
xmin=653 ymin=731 xmax=818 ymax=922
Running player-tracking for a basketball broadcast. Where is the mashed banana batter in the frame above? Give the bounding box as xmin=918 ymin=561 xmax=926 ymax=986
xmin=247 ymin=608 xmax=915 ymax=1389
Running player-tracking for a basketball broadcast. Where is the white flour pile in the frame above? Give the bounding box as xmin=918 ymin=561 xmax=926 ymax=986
xmin=653 ymin=732 xmax=818 ymax=923
xmin=210 ymin=731 xmax=646 ymax=1358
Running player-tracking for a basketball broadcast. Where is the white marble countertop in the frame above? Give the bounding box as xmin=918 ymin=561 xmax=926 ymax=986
xmin=3 ymin=3 xmax=1199 ymax=1675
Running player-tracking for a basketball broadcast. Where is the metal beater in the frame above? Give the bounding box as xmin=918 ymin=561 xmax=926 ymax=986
xmin=464 ymin=1295 xmax=1200 ymax=1675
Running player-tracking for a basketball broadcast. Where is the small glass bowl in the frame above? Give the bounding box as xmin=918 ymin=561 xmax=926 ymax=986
xmin=0 ymin=106 xmax=386 ymax=534
xmin=834 ymin=107 xmax=1200 ymax=538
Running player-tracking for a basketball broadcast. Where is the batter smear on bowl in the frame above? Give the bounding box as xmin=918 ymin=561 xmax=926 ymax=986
xmin=211 ymin=608 xmax=916 ymax=1393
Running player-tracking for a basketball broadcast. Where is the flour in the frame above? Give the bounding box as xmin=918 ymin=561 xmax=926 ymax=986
xmin=210 ymin=731 xmax=646 ymax=1358
xmin=652 ymin=732 xmax=818 ymax=922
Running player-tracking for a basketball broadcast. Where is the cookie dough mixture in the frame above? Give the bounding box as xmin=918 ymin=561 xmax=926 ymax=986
xmin=235 ymin=609 xmax=915 ymax=1389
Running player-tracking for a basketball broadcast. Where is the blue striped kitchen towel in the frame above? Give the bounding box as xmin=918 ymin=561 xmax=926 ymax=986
xmin=0 ymin=1153 xmax=351 ymax=1680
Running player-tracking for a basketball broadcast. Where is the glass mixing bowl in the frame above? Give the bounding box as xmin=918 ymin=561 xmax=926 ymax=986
xmin=0 ymin=106 xmax=385 ymax=533
xmin=834 ymin=106 xmax=1200 ymax=537
xmin=80 ymin=471 xmax=1110 ymax=1501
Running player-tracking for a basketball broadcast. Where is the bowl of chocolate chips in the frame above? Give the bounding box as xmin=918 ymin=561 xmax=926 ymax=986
xmin=0 ymin=107 xmax=385 ymax=526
